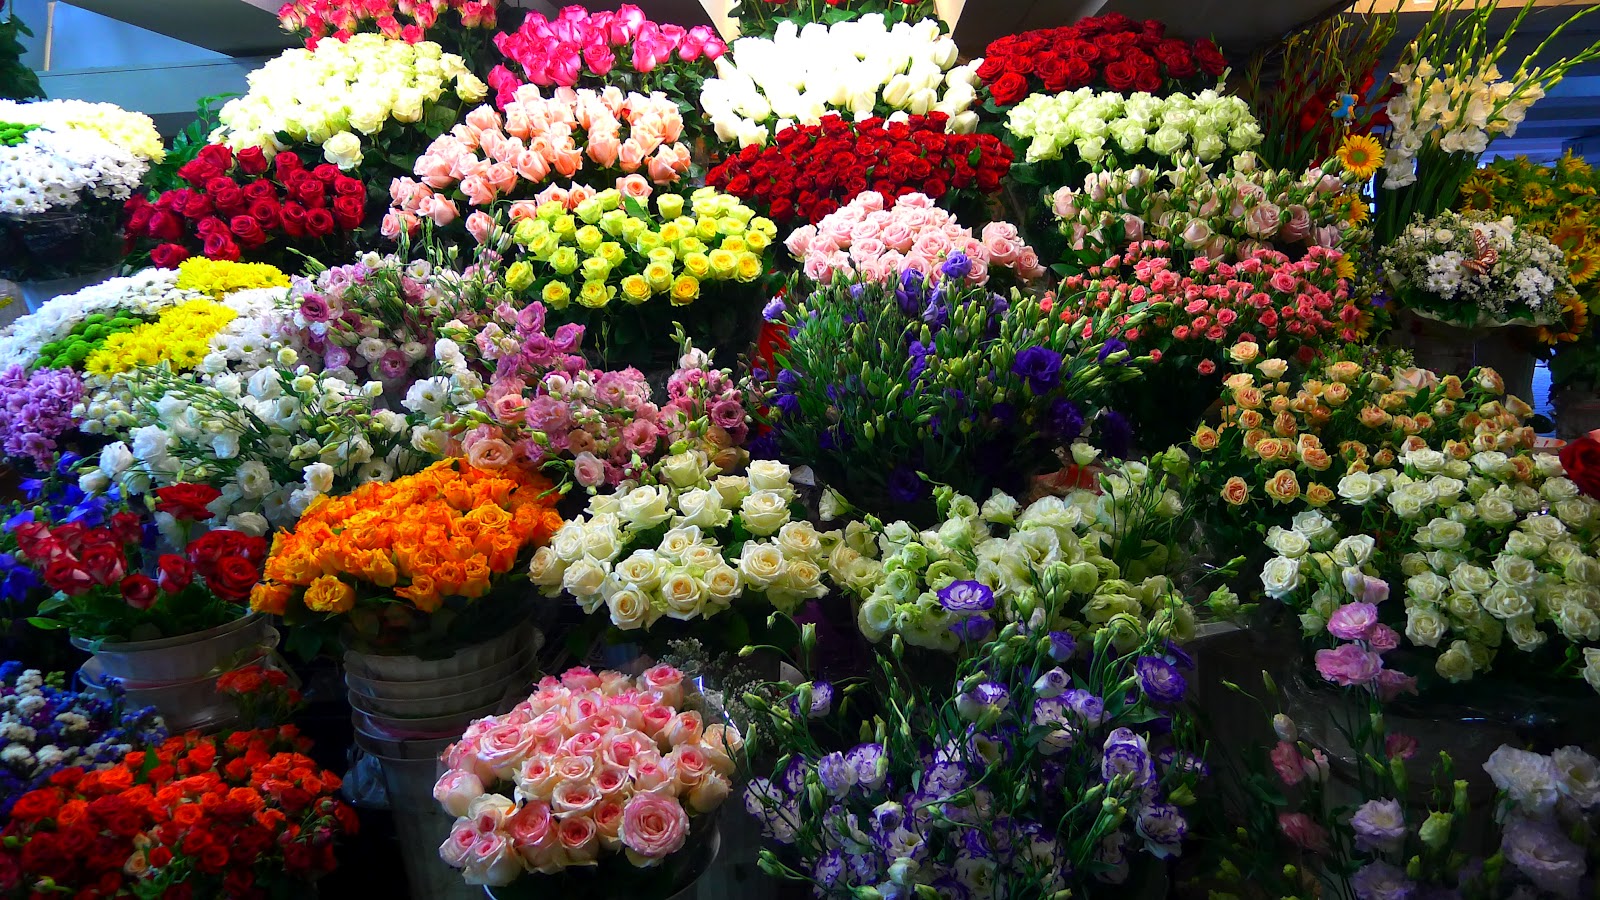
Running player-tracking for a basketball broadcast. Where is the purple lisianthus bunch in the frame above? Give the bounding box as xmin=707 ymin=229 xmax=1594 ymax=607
xmin=284 ymin=257 xmax=436 ymax=388
xmin=938 ymin=580 xmax=996 ymax=613
xmin=1101 ymin=727 xmax=1155 ymax=785
xmin=1350 ymin=798 xmax=1407 ymax=853
xmin=1064 ymin=689 xmax=1106 ymax=728
xmin=1134 ymin=802 xmax=1187 ymax=859
xmin=1012 ymin=345 xmax=1063 ymax=393
xmin=1135 ymin=655 xmax=1187 ymax=704
xmin=1500 ymin=815 xmax=1587 ymax=897
xmin=1047 ymin=631 xmax=1077 ymax=661
xmin=1351 ymin=861 xmax=1417 ymax=900
xmin=955 ymin=680 xmax=1010 ymax=722
xmin=0 ymin=366 xmax=82 ymax=471
xmin=789 ymin=680 xmax=834 ymax=719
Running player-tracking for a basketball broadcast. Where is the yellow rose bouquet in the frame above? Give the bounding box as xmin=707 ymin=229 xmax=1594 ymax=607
xmin=500 ymin=185 xmax=777 ymax=368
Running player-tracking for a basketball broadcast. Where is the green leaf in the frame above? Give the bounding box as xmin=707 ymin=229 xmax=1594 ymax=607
xmin=26 ymin=617 xmax=65 ymax=631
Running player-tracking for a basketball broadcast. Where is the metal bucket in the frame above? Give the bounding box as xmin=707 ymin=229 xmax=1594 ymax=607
xmin=369 ymin=751 xmax=483 ymax=900
xmin=72 ymin=613 xmax=275 ymax=684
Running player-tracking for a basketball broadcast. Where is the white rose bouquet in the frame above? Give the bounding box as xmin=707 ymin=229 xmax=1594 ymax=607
xmin=530 ymin=456 xmax=865 ymax=633
xmin=1381 ymin=211 xmax=1572 ymax=327
xmin=211 ymin=33 xmax=488 ymax=173
xmin=1005 ymin=88 xmax=1261 ymax=168
xmin=698 ymin=15 xmax=978 ymax=148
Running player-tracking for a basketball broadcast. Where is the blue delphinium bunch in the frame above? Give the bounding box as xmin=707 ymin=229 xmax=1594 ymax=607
xmin=0 ymin=662 xmax=166 ymax=818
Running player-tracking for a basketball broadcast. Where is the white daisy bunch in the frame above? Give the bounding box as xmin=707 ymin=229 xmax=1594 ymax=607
xmin=1005 ymin=88 xmax=1261 ymax=166
xmin=530 ymin=456 xmax=866 ymax=628
xmin=0 ymin=128 xmax=148 ymax=217
xmin=1381 ymin=210 xmax=1572 ymax=326
xmin=698 ymin=15 xmax=979 ymax=148
xmin=211 ymin=33 xmax=489 ymax=170
xmin=0 ymin=98 xmax=165 ymax=161
xmin=0 ymin=270 xmax=197 ymax=369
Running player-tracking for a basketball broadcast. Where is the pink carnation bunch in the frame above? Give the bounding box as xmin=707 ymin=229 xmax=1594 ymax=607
xmin=434 ymin=665 xmax=741 ymax=884
xmin=783 ymin=191 xmax=1047 ymax=288
xmin=387 ymin=86 xmax=690 ymax=239
xmin=489 ymin=5 xmax=726 ymax=107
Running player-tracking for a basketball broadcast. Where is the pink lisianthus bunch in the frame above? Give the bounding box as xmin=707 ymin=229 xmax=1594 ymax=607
xmin=387 ymin=86 xmax=690 ymax=240
xmin=278 ymin=0 xmax=497 ymax=48
xmin=281 ymin=257 xmax=439 ymax=388
xmin=433 ymin=665 xmax=741 ymax=884
xmin=783 ymin=191 xmax=1047 ymax=289
xmin=489 ymin=5 xmax=725 ymax=113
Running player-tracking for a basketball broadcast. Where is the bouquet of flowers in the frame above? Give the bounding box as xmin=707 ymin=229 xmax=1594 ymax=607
xmin=250 ymin=457 xmax=564 ymax=652
xmin=745 ymin=568 xmax=1204 ymax=898
xmin=728 ymin=0 xmax=938 ymax=39
xmin=489 ymin=5 xmax=725 ymax=139
xmin=530 ymin=457 xmax=851 ymax=634
xmin=0 ymin=664 xmax=166 ymax=819
xmin=211 ymin=33 xmax=489 ymax=175
xmin=1050 ymin=154 xmax=1359 ymax=269
xmin=847 ymin=462 xmax=1193 ymax=652
xmin=433 ymin=665 xmax=740 ymax=887
xmin=977 ymin=15 xmax=1227 ymax=109
xmin=768 ymin=274 xmax=1140 ymax=517
xmin=698 ymin=15 xmax=979 ymax=148
xmin=0 ymin=366 xmax=82 ymax=470
xmin=499 ymin=185 xmax=776 ymax=369
xmin=0 ymin=270 xmax=195 ymax=370
xmin=387 ymin=86 xmax=693 ymax=245
xmin=705 ymin=113 xmax=1013 ymax=229
xmin=783 ymin=191 xmax=1045 ymax=288
xmin=279 ymin=0 xmax=500 ymax=65
xmin=19 ymin=487 xmax=268 ymax=643
xmin=125 ymin=145 xmax=367 ymax=269
xmin=0 ymin=727 xmax=358 ymax=897
xmin=1005 ymin=89 xmax=1260 ymax=169
xmin=1381 ymin=211 xmax=1572 ymax=327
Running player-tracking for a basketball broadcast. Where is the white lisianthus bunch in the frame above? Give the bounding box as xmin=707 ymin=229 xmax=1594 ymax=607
xmin=0 ymin=99 xmax=165 ymax=161
xmin=212 ymin=33 xmax=489 ymax=170
xmin=0 ymin=270 xmax=198 ymax=369
xmin=1381 ymin=211 xmax=1571 ymax=326
xmin=195 ymin=287 xmax=297 ymax=379
xmin=531 ymin=456 xmax=869 ymax=626
xmin=1005 ymin=88 xmax=1261 ymax=166
xmin=0 ymin=128 xmax=148 ymax=218
xmin=1382 ymin=59 xmax=1542 ymax=189
xmin=698 ymin=15 xmax=978 ymax=148
xmin=1264 ymin=442 xmax=1600 ymax=692
xmin=851 ymin=455 xmax=1194 ymax=653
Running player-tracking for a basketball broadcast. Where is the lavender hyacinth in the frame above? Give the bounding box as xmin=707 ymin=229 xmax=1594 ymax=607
xmin=0 ymin=366 xmax=82 ymax=471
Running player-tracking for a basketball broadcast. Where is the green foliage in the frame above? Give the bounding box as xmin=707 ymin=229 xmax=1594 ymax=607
xmin=141 ymin=93 xmax=234 ymax=196
xmin=0 ymin=11 xmax=43 ymax=102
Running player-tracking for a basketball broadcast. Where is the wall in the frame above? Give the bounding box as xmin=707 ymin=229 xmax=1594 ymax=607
xmin=11 ymin=0 xmax=226 ymax=71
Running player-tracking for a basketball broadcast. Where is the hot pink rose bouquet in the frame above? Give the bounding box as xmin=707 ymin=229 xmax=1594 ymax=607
xmin=387 ymin=85 xmax=691 ymax=243
xmin=782 ymin=191 xmax=1047 ymax=290
xmin=434 ymin=665 xmax=741 ymax=887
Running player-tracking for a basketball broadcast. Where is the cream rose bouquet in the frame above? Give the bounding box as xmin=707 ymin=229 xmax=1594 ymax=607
xmin=1005 ymin=88 xmax=1261 ymax=169
xmin=211 ymin=33 xmax=488 ymax=174
xmin=698 ymin=15 xmax=979 ymax=148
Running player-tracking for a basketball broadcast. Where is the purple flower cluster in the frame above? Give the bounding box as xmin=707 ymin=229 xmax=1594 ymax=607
xmin=285 ymin=259 xmax=439 ymax=386
xmin=0 ymin=366 xmax=82 ymax=471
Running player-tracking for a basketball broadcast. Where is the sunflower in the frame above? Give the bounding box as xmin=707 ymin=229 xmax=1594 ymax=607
xmin=1335 ymin=255 xmax=1356 ymax=280
xmin=1557 ymin=150 xmax=1593 ymax=180
xmin=1521 ymin=182 xmax=1557 ymax=209
xmin=1457 ymin=180 xmax=1493 ymax=211
xmin=1567 ymin=248 xmax=1600 ymax=285
xmin=1333 ymin=192 xmax=1369 ymax=225
xmin=1536 ymin=293 xmax=1589 ymax=345
xmin=1550 ymin=218 xmax=1591 ymax=255
xmin=1336 ymin=134 xmax=1384 ymax=180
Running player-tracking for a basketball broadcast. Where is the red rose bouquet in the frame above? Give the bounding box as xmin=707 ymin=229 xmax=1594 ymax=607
xmin=977 ymin=14 xmax=1227 ymax=110
xmin=124 ymin=144 xmax=365 ymax=271
xmin=705 ymin=113 xmax=1013 ymax=228
xmin=0 ymin=726 xmax=357 ymax=899
xmin=22 ymin=483 xmax=268 ymax=643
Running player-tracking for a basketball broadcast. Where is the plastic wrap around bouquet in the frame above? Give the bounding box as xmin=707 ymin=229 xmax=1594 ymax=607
xmin=1382 ymin=211 xmax=1575 ymax=329
xmin=433 ymin=665 xmax=741 ymax=898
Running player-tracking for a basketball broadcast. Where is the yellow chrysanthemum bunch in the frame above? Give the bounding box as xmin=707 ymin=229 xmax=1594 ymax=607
xmin=507 ymin=186 xmax=776 ymax=310
xmin=83 ymin=299 xmax=238 ymax=376
xmin=0 ymin=99 xmax=165 ymax=162
xmin=174 ymin=258 xmax=290 ymax=298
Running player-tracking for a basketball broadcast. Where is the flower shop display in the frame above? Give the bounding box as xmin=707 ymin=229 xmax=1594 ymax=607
xmin=498 ymin=185 xmax=777 ymax=368
xmin=705 ymin=112 xmax=1013 ymax=229
xmin=0 ymin=727 xmax=359 ymax=896
xmin=767 ymin=270 xmax=1136 ymax=515
xmin=0 ymin=269 xmax=192 ymax=369
xmin=433 ymin=665 xmax=740 ymax=894
xmin=0 ymin=663 xmax=166 ymax=819
xmin=783 ymin=191 xmax=1045 ymax=288
xmin=125 ymin=144 xmax=368 ymax=269
xmin=386 ymin=85 xmax=693 ymax=247
xmin=728 ymin=0 xmax=937 ymax=40
xmin=745 ymin=566 xmax=1204 ymax=897
xmin=698 ymin=15 xmax=978 ymax=148
xmin=210 ymin=33 xmax=489 ymax=176
xmin=976 ymin=14 xmax=1227 ymax=111
xmin=250 ymin=457 xmax=563 ymax=653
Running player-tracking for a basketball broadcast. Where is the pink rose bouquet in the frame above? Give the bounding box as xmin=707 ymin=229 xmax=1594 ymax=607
xmin=278 ymin=0 xmax=498 ymax=49
xmin=782 ymin=191 xmax=1047 ymax=291
xmin=434 ymin=665 xmax=741 ymax=886
xmin=387 ymin=85 xmax=691 ymax=243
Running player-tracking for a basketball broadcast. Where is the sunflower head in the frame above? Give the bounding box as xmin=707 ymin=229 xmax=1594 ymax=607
xmin=1558 ymin=150 xmax=1593 ymax=181
xmin=1568 ymin=249 xmax=1600 ymax=286
xmin=1336 ymin=134 xmax=1384 ymax=181
xmin=1537 ymin=292 xmax=1589 ymax=345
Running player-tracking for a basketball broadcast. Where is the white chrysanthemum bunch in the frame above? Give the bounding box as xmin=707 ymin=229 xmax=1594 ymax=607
xmin=698 ymin=15 xmax=979 ymax=148
xmin=1381 ymin=211 xmax=1571 ymax=326
xmin=0 ymin=270 xmax=197 ymax=369
xmin=211 ymin=33 xmax=489 ymax=170
xmin=0 ymin=98 xmax=165 ymax=161
xmin=1005 ymin=88 xmax=1261 ymax=166
xmin=0 ymin=128 xmax=148 ymax=218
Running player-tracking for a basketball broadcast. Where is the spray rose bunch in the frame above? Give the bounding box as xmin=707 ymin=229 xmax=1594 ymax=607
xmin=434 ymin=666 xmax=740 ymax=884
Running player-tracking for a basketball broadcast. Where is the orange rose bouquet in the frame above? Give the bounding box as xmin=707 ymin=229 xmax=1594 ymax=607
xmin=250 ymin=458 xmax=564 ymax=654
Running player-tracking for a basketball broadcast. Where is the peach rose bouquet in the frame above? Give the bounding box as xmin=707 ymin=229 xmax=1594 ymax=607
xmin=433 ymin=665 xmax=741 ymax=891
